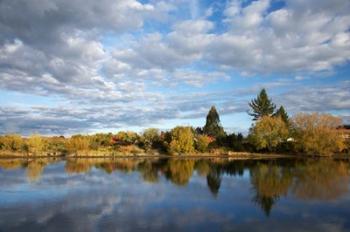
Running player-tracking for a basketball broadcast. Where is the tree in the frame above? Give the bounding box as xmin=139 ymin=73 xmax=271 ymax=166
xmin=195 ymin=135 xmax=213 ymax=152
xmin=141 ymin=128 xmax=160 ymax=150
xmin=169 ymin=126 xmax=194 ymax=154
xmin=249 ymin=116 xmax=289 ymax=151
xmin=0 ymin=134 xmax=25 ymax=151
xmin=273 ymin=106 xmax=289 ymax=124
xmin=249 ymin=89 xmax=276 ymax=120
xmin=203 ymin=106 xmax=225 ymax=138
xmin=292 ymin=113 xmax=345 ymax=155
xmin=66 ymin=135 xmax=90 ymax=152
xmin=27 ymin=134 xmax=45 ymax=154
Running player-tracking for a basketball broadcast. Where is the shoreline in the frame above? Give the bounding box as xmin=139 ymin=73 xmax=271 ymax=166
xmin=0 ymin=152 xmax=348 ymax=160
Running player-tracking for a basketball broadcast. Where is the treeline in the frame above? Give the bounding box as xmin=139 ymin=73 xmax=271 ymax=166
xmin=0 ymin=89 xmax=349 ymax=156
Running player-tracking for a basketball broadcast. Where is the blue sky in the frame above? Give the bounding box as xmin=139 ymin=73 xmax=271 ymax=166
xmin=0 ymin=0 xmax=349 ymax=135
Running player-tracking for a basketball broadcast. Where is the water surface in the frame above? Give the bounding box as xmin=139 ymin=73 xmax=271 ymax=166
xmin=0 ymin=157 xmax=350 ymax=232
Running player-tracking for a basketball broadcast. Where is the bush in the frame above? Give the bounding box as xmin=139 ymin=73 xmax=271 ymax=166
xmin=46 ymin=136 xmax=67 ymax=153
xmin=66 ymin=135 xmax=90 ymax=153
xmin=169 ymin=126 xmax=194 ymax=154
xmin=226 ymin=133 xmax=245 ymax=151
xmin=0 ymin=134 xmax=26 ymax=152
xmin=27 ymin=134 xmax=46 ymax=154
xmin=195 ymin=135 xmax=213 ymax=152
xmin=249 ymin=116 xmax=289 ymax=152
xmin=140 ymin=128 xmax=160 ymax=150
xmin=292 ymin=113 xmax=345 ymax=155
xmin=112 ymin=131 xmax=139 ymax=146
xmin=89 ymin=133 xmax=113 ymax=150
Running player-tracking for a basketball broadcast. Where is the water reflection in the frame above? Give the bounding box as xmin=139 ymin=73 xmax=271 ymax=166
xmin=0 ymin=157 xmax=350 ymax=231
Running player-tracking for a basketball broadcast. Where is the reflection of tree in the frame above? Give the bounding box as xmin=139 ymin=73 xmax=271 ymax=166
xmin=206 ymin=167 xmax=221 ymax=197
xmin=97 ymin=162 xmax=117 ymax=174
xmin=250 ymin=163 xmax=293 ymax=216
xmin=165 ymin=159 xmax=194 ymax=186
xmin=0 ymin=159 xmax=24 ymax=170
xmin=253 ymin=195 xmax=275 ymax=216
xmin=95 ymin=159 xmax=140 ymax=174
xmin=65 ymin=161 xmax=92 ymax=174
xmin=138 ymin=160 xmax=159 ymax=183
xmin=27 ymin=161 xmax=45 ymax=182
xmin=195 ymin=160 xmax=211 ymax=176
xmin=292 ymin=160 xmax=349 ymax=201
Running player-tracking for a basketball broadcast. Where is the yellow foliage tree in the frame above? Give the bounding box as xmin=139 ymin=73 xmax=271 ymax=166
xmin=292 ymin=113 xmax=345 ymax=155
xmin=27 ymin=134 xmax=45 ymax=154
xmin=0 ymin=134 xmax=25 ymax=151
xmin=169 ymin=126 xmax=194 ymax=154
xmin=195 ymin=135 xmax=212 ymax=152
xmin=66 ymin=135 xmax=90 ymax=153
xmin=249 ymin=116 xmax=289 ymax=151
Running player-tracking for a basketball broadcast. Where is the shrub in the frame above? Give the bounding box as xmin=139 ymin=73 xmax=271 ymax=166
xmin=195 ymin=135 xmax=213 ymax=152
xmin=0 ymin=134 xmax=26 ymax=152
xmin=292 ymin=113 xmax=345 ymax=155
xmin=66 ymin=135 xmax=90 ymax=153
xmin=169 ymin=126 xmax=194 ymax=154
xmin=140 ymin=128 xmax=160 ymax=150
xmin=112 ymin=131 xmax=139 ymax=146
xmin=27 ymin=134 xmax=46 ymax=154
xmin=89 ymin=133 xmax=113 ymax=150
xmin=46 ymin=136 xmax=67 ymax=153
xmin=249 ymin=116 xmax=289 ymax=152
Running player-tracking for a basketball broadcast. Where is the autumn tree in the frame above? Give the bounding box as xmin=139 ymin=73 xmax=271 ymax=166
xmin=292 ymin=113 xmax=345 ymax=156
xmin=169 ymin=126 xmax=194 ymax=154
xmin=66 ymin=135 xmax=90 ymax=153
xmin=249 ymin=116 xmax=289 ymax=151
xmin=140 ymin=128 xmax=160 ymax=150
xmin=195 ymin=134 xmax=213 ymax=152
xmin=0 ymin=134 xmax=25 ymax=151
xmin=27 ymin=134 xmax=45 ymax=154
xmin=203 ymin=106 xmax=225 ymax=138
xmin=249 ymin=89 xmax=276 ymax=120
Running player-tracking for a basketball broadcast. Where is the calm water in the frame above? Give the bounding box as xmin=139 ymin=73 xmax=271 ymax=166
xmin=0 ymin=157 xmax=350 ymax=232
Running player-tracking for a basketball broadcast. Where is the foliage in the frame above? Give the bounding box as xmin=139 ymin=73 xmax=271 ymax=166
xmin=66 ymin=135 xmax=90 ymax=152
xmin=140 ymin=128 xmax=160 ymax=150
xmin=203 ymin=106 xmax=226 ymax=138
xmin=113 ymin=131 xmax=139 ymax=146
xmin=195 ymin=135 xmax=213 ymax=152
xmin=249 ymin=89 xmax=276 ymax=120
xmin=27 ymin=134 xmax=46 ymax=154
xmin=46 ymin=136 xmax=67 ymax=153
xmin=249 ymin=116 xmax=289 ymax=152
xmin=89 ymin=133 xmax=113 ymax=150
xmin=0 ymin=134 xmax=26 ymax=151
xmin=226 ymin=133 xmax=245 ymax=151
xmin=292 ymin=113 xmax=345 ymax=155
xmin=169 ymin=126 xmax=194 ymax=154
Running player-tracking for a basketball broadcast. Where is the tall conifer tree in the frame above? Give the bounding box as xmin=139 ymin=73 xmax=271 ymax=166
xmin=249 ymin=89 xmax=276 ymax=120
xmin=273 ymin=106 xmax=289 ymax=124
xmin=203 ymin=106 xmax=225 ymax=138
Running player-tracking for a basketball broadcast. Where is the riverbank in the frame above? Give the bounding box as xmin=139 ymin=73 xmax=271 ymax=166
xmin=2 ymin=150 xmax=348 ymax=160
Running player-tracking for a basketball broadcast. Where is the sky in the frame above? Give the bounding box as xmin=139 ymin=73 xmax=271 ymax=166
xmin=0 ymin=0 xmax=349 ymax=136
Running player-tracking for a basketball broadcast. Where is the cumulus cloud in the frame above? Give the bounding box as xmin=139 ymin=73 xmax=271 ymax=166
xmin=0 ymin=0 xmax=349 ymax=134
xmin=206 ymin=0 xmax=350 ymax=73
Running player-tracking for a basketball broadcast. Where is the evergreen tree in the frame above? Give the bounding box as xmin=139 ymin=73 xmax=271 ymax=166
xmin=248 ymin=89 xmax=276 ymax=120
xmin=273 ymin=106 xmax=289 ymax=124
xmin=203 ymin=106 xmax=225 ymax=138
